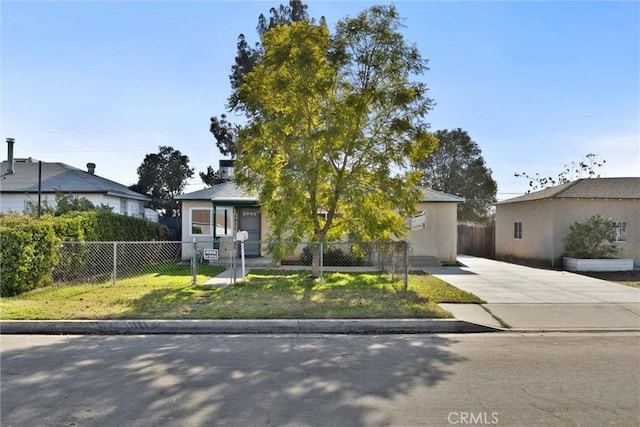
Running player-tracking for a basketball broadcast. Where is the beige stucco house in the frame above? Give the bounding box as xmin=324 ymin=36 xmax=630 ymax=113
xmin=495 ymin=178 xmax=640 ymax=269
xmin=176 ymin=181 xmax=463 ymax=264
xmin=409 ymin=188 xmax=464 ymax=264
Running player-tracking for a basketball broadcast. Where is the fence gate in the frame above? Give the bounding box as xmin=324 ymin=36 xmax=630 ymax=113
xmin=457 ymin=225 xmax=495 ymax=259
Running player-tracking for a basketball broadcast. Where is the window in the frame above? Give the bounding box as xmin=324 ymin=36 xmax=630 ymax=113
xmin=514 ymin=222 xmax=523 ymax=239
xmin=613 ymin=221 xmax=627 ymax=242
xmin=190 ymin=207 xmax=234 ymax=236
xmin=191 ymin=208 xmax=212 ymax=235
xmin=120 ymin=199 xmax=128 ymax=215
xmin=404 ymin=211 xmax=426 ymax=231
xmin=215 ymin=208 xmax=233 ymax=236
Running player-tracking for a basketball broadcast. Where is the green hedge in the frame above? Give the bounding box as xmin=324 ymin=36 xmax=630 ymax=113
xmin=0 ymin=215 xmax=60 ymax=296
xmin=0 ymin=212 xmax=169 ymax=296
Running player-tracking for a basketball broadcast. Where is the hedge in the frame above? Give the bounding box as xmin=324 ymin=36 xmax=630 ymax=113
xmin=0 ymin=215 xmax=60 ymax=296
xmin=0 ymin=212 xmax=169 ymax=296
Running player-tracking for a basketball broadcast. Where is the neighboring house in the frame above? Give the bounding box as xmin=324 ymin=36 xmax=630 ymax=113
xmin=1 ymin=140 xmax=150 ymax=217
xmin=176 ymin=180 xmax=463 ymax=264
xmin=495 ymin=177 xmax=640 ymax=269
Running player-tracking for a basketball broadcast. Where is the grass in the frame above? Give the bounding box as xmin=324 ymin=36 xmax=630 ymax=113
xmin=0 ymin=266 xmax=483 ymax=320
xmin=577 ymin=270 xmax=640 ymax=288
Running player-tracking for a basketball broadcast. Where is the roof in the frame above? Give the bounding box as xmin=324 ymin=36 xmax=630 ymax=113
xmin=178 ymin=182 xmax=464 ymax=204
xmin=419 ymin=187 xmax=465 ymax=203
xmin=176 ymin=181 xmax=257 ymax=205
xmin=0 ymin=159 xmax=149 ymax=201
xmin=496 ymin=177 xmax=640 ymax=205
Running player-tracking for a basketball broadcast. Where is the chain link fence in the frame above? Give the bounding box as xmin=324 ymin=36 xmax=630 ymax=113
xmin=53 ymin=241 xmax=186 ymax=285
xmin=52 ymin=240 xmax=411 ymax=287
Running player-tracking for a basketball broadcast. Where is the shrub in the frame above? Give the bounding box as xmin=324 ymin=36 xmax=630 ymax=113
xmin=565 ymin=215 xmax=621 ymax=259
xmin=0 ymin=215 xmax=60 ymax=296
xmin=0 ymin=211 xmax=168 ymax=295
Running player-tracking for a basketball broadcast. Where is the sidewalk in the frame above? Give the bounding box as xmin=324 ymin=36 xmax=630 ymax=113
xmin=426 ymin=256 xmax=640 ymax=331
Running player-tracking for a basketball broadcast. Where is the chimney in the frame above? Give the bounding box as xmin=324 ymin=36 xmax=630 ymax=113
xmin=6 ymin=138 xmax=15 ymax=174
xmin=219 ymin=159 xmax=235 ymax=180
xmin=87 ymin=162 xmax=96 ymax=175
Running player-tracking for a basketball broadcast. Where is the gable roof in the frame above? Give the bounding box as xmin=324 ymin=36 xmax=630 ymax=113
xmin=0 ymin=159 xmax=149 ymax=201
xmin=176 ymin=181 xmax=257 ymax=205
xmin=496 ymin=177 xmax=640 ymax=205
xmin=419 ymin=187 xmax=465 ymax=203
xmin=178 ymin=182 xmax=464 ymax=204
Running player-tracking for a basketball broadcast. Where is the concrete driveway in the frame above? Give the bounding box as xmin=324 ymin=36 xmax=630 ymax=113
xmin=427 ymin=256 xmax=640 ymax=331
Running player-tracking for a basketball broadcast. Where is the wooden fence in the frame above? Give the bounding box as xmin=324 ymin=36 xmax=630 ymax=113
xmin=457 ymin=224 xmax=495 ymax=259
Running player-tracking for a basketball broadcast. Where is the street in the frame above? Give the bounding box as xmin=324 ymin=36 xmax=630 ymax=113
xmin=1 ymin=333 xmax=638 ymax=427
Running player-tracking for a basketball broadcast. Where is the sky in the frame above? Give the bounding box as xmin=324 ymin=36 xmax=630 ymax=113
xmin=1 ymin=0 xmax=639 ymax=200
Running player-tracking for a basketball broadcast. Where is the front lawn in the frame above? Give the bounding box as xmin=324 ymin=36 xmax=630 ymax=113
xmin=0 ymin=267 xmax=483 ymax=320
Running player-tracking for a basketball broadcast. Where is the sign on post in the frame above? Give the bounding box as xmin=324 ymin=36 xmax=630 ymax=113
xmin=203 ymin=248 xmax=219 ymax=261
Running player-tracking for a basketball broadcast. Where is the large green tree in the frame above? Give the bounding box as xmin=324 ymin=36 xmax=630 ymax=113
xmin=131 ymin=146 xmax=194 ymax=217
xmin=209 ymin=1 xmax=313 ymax=158
xmin=234 ymin=6 xmax=437 ymax=275
xmin=415 ymin=128 xmax=497 ymax=224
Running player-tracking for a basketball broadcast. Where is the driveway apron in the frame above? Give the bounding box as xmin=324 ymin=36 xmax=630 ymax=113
xmin=426 ymin=255 xmax=640 ymax=331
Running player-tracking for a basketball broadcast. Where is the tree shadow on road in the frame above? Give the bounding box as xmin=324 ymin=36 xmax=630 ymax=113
xmin=1 ymin=333 xmax=466 ymax=426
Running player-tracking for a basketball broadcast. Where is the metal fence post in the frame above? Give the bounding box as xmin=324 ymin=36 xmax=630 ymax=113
xmin=319 ymin=241 xmax=324 ymax=285
xmin=403 ymin=240 xmax=409 ymax=291
xmin=112 ymin=242 xmax=117 ymax=286
xmin=191 ymin=239 xmax=197 ymax=286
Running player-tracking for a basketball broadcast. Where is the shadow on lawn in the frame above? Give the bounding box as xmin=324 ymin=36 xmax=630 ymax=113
xmin=1 ymin=334 xmax=466 ymax=426
xmin=118 ymin=270 xmax=447 ymax=320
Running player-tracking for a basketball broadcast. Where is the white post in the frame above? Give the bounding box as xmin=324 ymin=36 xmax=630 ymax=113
xmin=236 ymin=230 xmax=248 ymax=282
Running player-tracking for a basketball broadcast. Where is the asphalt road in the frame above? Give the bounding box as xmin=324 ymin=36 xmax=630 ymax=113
xmin=1 ymin=333 xmax=638 ymax=427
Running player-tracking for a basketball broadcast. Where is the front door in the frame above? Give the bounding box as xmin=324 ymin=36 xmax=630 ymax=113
xmin=238 ymin=208 xmax=260 ymax=256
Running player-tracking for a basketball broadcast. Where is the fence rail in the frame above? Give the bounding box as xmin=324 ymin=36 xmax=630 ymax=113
xmin=51 ymin=240 xmax=411 ymax=287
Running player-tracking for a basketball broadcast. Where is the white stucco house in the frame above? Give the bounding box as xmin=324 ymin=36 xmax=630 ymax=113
xmin=0 ymin=139 xmax=150 ymax=217
xmin=176 ymin=180 xmax=463 ymax=264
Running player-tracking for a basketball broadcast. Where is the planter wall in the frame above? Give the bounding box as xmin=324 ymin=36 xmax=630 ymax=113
xmin=563 ymin=257 xmax=634 ymax=272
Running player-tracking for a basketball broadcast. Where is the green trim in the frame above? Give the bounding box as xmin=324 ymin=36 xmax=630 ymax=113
xmin=212 ymin=200 xmax=259 ymax=207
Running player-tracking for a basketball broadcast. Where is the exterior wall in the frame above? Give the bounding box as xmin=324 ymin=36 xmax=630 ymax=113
xmin=409 ymin=202 xmax=458 ymax=264
xmin=549 ymin=199 xmax=640 ymax=267
xmin=179 ymin=200 xmax=461 ymax=264
xmin=0 ymin=193 xmax=144 ymax=218
xmin=180 ymin=201 xmax=221 ymax=260
xmin=496 ymin=198 xmax=640 ymax=268
xmin=495 ymin=199 xmax=555 ymax=266
xmin=180 ymin=201 xmax=269 ymax=260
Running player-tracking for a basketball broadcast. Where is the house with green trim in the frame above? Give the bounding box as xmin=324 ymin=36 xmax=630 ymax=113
xmin=176 ymin=180 xmax=464 ymax=265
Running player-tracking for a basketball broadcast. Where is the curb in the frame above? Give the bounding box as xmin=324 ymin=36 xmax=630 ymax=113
xmin=0 ymin=319 xmax=502 ymax=335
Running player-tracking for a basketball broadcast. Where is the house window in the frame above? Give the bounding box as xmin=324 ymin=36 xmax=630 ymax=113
xmin=214 ymin=208 xmax=233 ymax=236
xmin=404 ymin=211 xmax=426 ymax=231
xmin=120 ymin=199 xmax=128 ymax=215
xmin=514 ymin=222 xmax=523 ymax=239
xmin=191 ymin=208 xmax=212 ymax=236
xmin=613 ymin=221 xmax=627 ymax=242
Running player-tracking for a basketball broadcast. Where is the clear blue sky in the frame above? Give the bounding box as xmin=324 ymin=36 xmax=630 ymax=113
xmin=2 ymin=0 xmax=639 ymax=200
